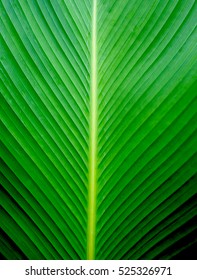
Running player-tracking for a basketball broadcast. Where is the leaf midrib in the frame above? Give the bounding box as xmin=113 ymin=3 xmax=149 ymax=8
xmin=87 ymin=0 xmax=97 ymax=260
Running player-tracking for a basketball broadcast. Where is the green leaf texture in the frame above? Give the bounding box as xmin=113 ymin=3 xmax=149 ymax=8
xmin=0 ymin=0 xmax=197 ymax=260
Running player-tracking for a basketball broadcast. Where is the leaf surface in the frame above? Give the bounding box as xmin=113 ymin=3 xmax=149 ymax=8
xmin=0 ymin=0 xmax=196 ymax=260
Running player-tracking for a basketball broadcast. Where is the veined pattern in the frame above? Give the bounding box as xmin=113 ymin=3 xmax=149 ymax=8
xmin=0 ymin=0 xmax=196 ymax=260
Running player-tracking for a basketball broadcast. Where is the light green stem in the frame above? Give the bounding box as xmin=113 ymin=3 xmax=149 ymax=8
xmin=87 ymin=0 xmax=97 ymax=260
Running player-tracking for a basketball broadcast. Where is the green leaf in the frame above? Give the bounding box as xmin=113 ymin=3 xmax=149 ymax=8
xmin=0 ymin=0 xmax=196 ymax=260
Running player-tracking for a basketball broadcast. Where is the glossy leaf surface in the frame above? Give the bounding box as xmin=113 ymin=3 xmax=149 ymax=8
xmin=0 ymin=0 xmax=196 ymax=260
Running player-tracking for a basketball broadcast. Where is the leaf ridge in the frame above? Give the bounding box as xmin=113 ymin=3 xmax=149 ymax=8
xmin=87 ymin=0 xmax=97 ymax=260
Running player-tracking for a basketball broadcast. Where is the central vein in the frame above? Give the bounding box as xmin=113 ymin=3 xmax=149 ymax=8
xmin=87 ymin=0 xmax=97 ymax=260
